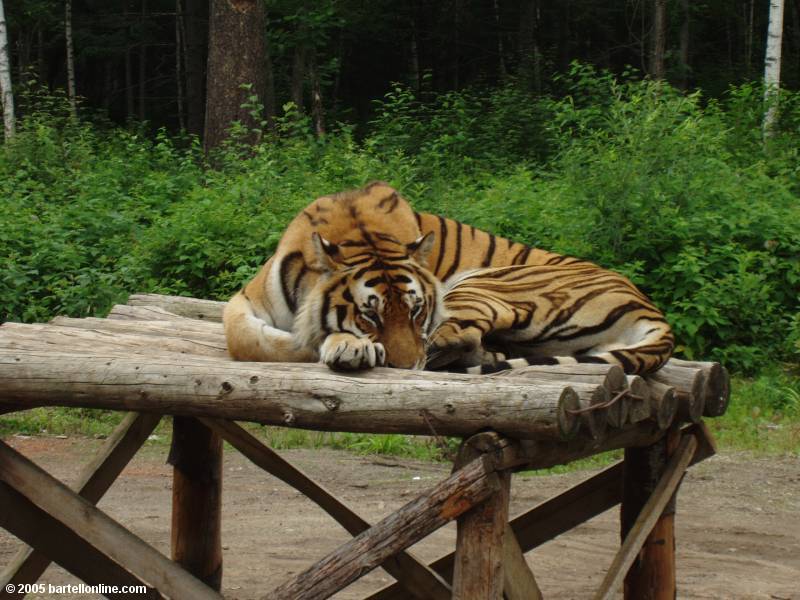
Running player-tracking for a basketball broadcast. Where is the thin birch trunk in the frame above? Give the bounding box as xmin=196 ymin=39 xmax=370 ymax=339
xmin=65 ymin=0 xmax=77 ymax=117
xmin=763 ymin=0 xmax=786 ymax=137
xmin=492 ymin=0 xmax=507 ymax=79
xmin=309 ymin=51 xmax=325 ymax=137
xmin=0 ymin=0 xmax=14 ymax=139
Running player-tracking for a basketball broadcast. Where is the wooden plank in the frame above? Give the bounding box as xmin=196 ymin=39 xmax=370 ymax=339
xmin=452 ymin=468 xmax=510 ymax=599
xmin=51 ymin=316 xmax=226 ymax=343
xmin=126 ymin=293 xmax=226 ymax=322
xmin=502 ymin=524 xmax=543 ymax=600
xmin=170 ymin=417 xmax=223 ymax=591
xmin=366 ymin=424 xmax=716 ymax=600
xmin=0 ymin=351 xmax=583 ymax=440
xmin=200 ymin=418 xmax=451 ymax=600
xmin=594 ymin=434 xmax=698 ymax=600
xmin=0 ymin=412 xmax=161 ymax=589
xmin=264 ymin=456 xmax=501 ymax=600
xmin=0 ymin=440 xmax=221 ymax=599
xmin=0 ymin=483 xmax=161 ymax=599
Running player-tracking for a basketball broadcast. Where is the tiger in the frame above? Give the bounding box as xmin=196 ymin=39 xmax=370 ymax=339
xmin=426 ymin=264 xmax=674 ymax=375
xmin=223 ymin=181 xmax=674 ymax=374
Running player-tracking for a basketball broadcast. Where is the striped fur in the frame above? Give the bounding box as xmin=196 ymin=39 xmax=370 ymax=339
xmin=427 ymin=264 xmax=674 ymax=375
xmin=223 ymin=181 xmax=673 ymax=374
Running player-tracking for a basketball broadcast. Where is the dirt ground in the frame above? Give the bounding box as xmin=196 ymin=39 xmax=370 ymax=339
xmin=1 ymin=435 xmax=798 ymax=599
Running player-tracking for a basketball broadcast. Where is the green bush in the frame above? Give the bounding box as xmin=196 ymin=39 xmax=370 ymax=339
xmin=2 ymin=70 xmax=799 ymax=375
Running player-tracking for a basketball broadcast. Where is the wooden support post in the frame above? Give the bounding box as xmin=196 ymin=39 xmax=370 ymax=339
xmin=596 ymin=431 xmax=696 ymax=599
xmin=169 ymin=417 xmax=223 ymax=591
xmin=451 ymin=434 xmax=512 ymax=600
xmin=1 ymin=412 xmax=161 ymax=589
xmin=0 ymin=440 xmax=220 ymax=599
xmin=618 ymin=426 xmax=683 ymax=600
xmin=199 ymin=417 xmax=452 ymax=600
xmin=264 ymin=454 xmax=500 ymax=600
xmin=502 ymin=524 xmax=543 ymax=600
xmin=366 ymin=424 xmax=716 ymax=600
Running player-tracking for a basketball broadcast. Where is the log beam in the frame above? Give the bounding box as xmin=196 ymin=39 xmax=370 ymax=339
xmin=0 ymin=412 xmax=161 ymax=589
xmin=264 ymin=454 xmax=502 ymax=600
xmin=199 ymin=418 xmax=452 ymax=600
xmin=0 ymin=440 xmax=220 ymax=599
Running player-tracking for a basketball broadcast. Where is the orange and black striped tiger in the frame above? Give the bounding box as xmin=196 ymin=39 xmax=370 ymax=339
xmin=223 ymin=182 xmax=673 ymax=374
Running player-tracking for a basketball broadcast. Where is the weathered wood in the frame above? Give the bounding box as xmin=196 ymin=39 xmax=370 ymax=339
xmin=126 ymin=293 xmax=225 ymax=321
xmin=0 ymin=483 xmax=161 ymax=599
xmin=625 ymin=375 xmax=651 ymax=424
xmin=597 ymin=432 xmax=696 ymax=600
xmin=170 ymin=417 xmax=223 ymax=591
xmin=502 ymin=363 xmax=626 ymax=392
xmin=0 ymin=412 xmax=161 ymax=589
xmin=366 ymin=424 xmax=716 ymax=600
xmin=51 ymin=316 xmax=226 ymax=343
xmin=574 ymin=385 xmax=609 ymax=440
xmin=648 ymin=365 xmax=706 ymax=423
xmin=0 ymin=351 xmax=582 ymax=440
xmin=0 ymin=440 xmax=221 ymax=599
xmin=645 ymin=380 xmax=677 ymax=430
xmin=452 ymin=435 xmax=511 ymax=600
xmin=199 ymin=418 xmax=452 ymax=600
xmin=502 ymin=524 xmax=543 ymax=600
xmin=668 ymin=358 xmax=730 ymax=417
xmin=107 ymin=303 xmax=215 ymax=323
xmin=0 ymin=323 xmax=229 ymax=358
xmin=264 ymin=455 xmax=501 ymax=600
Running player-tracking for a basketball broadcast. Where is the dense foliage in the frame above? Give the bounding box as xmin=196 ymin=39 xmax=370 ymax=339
xmin=2 ymin=69 xmax=799 ymax=379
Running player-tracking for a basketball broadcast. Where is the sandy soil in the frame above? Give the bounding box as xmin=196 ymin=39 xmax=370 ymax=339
xmin=1 ymin=435 xmax=798 ymax=599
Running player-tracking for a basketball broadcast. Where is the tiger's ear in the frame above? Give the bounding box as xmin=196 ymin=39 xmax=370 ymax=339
xmin=311 ymin=232 xmax=343 ymax=273
xmin=407 ymin=231 xmax=436 ymax=267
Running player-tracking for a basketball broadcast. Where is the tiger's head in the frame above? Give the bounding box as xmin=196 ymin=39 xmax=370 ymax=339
xmin=294 ymin=230 xmax=446 ymax=370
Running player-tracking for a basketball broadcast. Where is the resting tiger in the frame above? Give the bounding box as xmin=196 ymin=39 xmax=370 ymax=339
xmin=223 ymin=182 xmax=673 ymax=374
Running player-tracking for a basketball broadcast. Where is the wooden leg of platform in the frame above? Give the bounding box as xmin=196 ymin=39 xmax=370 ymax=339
xmin=0 ymin=412 xmax=161 ymax=590
xmin=451 ymin=433 xmax=514 ymax=600
xmin=596 ymin=427 xmax=693 ymax=600
xmin=169 ymin=417 xmax=223 ymax=591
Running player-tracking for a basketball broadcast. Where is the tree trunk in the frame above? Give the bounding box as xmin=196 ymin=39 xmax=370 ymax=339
xmin=678 ymin=0 xmax=690 ymax=89
xmin=183 ymin=0 xmax=207 ymax=137
xmin=263 ymin=16 xmax=276 ymax=128
xmin=290 ymin=40 xmax=307 ymax=111
xmin=493 ymin=0 xmax=507 ymax=80
xmin=138 ymin=0 xmax=147 ymax=122
xmin=519 ymin=0 xmax=542 ymax=92
xmin=763 ymin=0 xmax=786 ymax=137
xmin=175 ymin=0 xmax=186 ymax=131
xmin=0 ymin=0 xmax=14 ymax=140
xmin=124 ymin=5 xmax=134 ymax=121
xmin=309 ymin=51 xmax=325 ymax=137
xmin=204 ymin=0 xmax=267 ymax=153
xmin=409 ymin=17 xmax=420 ymax=91
xmin=649 ymin=0 xmax=667 ymax=79
xmin=65 ymin=0 xmax=77 ymax=116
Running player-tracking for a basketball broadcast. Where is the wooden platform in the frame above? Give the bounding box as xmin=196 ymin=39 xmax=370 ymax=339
xmin=0 ymin=294 xmax=729 ymax=599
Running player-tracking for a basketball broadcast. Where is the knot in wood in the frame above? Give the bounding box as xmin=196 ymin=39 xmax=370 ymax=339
xmin=220 ymin=381 xmax=234 ymax=394
xmin=283 ymin=411 xmax=296 ymax=425
xmin=312 ymin=392 xmax=341 ymax=411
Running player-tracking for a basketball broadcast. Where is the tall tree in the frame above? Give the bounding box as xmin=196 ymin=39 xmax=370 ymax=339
xmin=649 ymin=0 xmax=667 ymax=79
xmin=183 ymin=0 xmax=208 ymax=136
xmin=204 ymin=0 xmax=266 ymax=152
xmin=763 ymin=0 xmax=786 ymax=136
xmin=65 ymin=0 xmax=76 ymax=116
xmin=0 ymin=0 xmax=13 ymax=139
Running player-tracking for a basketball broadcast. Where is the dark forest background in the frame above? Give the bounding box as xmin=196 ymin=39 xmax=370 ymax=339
xmin=6 ymin=0 xmax=800 ymax=134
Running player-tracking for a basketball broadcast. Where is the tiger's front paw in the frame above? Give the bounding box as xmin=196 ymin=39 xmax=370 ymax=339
xmin=426 ymin=321 xmax=489 ymax=369
xmin=319 ymin=333 xmax=386 ymax=371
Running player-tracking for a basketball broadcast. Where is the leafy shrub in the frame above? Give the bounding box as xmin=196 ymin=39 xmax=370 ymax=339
xmin=3 ymin=73 xmax=799 ymax=374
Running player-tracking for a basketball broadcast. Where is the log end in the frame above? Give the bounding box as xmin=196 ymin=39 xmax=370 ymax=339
xmin=558 ymin=387 xmax=581 ymax=440
xmin=577 ymin=386 xmax=608 ymax=441
xmin=702 ymin=364 xmax=730 ymax=417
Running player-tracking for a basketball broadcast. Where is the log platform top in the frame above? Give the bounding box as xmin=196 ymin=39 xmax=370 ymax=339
xmin=0 ymin=294 xmax=730 ymax=457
